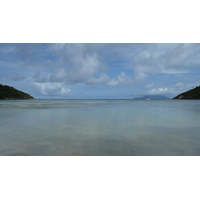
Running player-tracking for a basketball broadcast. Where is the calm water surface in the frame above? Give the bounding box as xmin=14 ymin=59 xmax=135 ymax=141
xmin=0 ymin=99 xmax=200 ymax=156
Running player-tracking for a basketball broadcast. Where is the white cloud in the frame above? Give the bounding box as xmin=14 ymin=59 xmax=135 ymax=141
xmin=134 ymin=67 xmax=148 ymax=81
xmin=107 ymin=71 xmax=132 ymax=87
xmin=146 ymin=86 xmax=188 ymax=97
xmin=146 ymin=87 xmax=169 ymax=95
xmin=33 ymin=52 xmax=105 ymax=84
xmin=145 ymin=82 xmax=154 ymax=88
xmin=87 ymin=73 xmax=110 ymax=85
xmin=52 ymin=52 xmax=105 ymax=84
xmin=2 ymin=43 xmax=200 ymax=99
xmin=136 ymin=50 xmax=152 ymax=63
xmin=33 ymin=82 xmax=71 ymax=96
xmin=71 ymin=53 xmax=102 ymax=80
xmin=175 ymin=82 xmax=184 ymax=88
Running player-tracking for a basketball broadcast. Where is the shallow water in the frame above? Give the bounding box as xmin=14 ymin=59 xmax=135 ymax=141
xmin=0 ymin=99 xmax=200 ymax=156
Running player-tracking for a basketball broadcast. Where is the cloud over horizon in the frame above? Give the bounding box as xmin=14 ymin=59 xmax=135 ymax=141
xmin=1 ymin=43 xmax=200 ymax=99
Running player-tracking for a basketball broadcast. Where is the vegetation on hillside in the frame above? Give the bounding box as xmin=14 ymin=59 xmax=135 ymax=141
xmin=0 ymin=84 xmax=35 ymax=100
xmin=173 ymin=86 xmax=200 ymax=99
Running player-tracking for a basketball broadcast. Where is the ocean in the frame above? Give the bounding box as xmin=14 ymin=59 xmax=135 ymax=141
xmin=0 ymin=99 xmax=200 ymax=156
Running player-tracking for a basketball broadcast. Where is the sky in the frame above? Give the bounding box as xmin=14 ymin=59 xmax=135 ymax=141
xmin=1 ymin=43 xmax=200 ymax=99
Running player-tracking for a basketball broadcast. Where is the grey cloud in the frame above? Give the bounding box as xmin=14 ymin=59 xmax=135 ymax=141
xmin=2 ymin=43 xmax=200 ymax=90
xmin=157 ymin=43 xmax=200 ymax=69
xmin=41 ymin=44 xmax=140 ymax=85
xmin=15 ymin=43 xmax=48 ymax=61
xmin=33 ymin=43 xmax=200 ymax=87
xmin=11 ymin=73 xmax=26 ymax=81
xmin=47 ymin=43 xmax=139 ymax=68
xmin=0 ymin=72 xmax=25 ymax=81
xmin=129 ymin=43 xmax=200 ymax=81
xmin=0 ymin=45 xmax=16 ymax=54
xmin=33 ymin=72 xmax=50 ymax=83
xmin=33 ymin=52 xmax=107 ymax=84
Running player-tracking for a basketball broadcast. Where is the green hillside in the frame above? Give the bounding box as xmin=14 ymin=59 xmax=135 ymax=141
xmin=173 ymin=86 xmax=200 ymax=99
xmin=0 ymin=84 xmax=35 ymax=100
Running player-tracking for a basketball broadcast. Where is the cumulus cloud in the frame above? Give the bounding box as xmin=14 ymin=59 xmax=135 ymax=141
xmin=146 ymin=87 xmax=184 ymax=96
xmin=4 ymin=43 xmax=200 ymax=84
xmin=33 ymin=52 xmax=106 ymax=85
xmin=106 ymin=71 xmax=132 ymax=87
xmin=67 ymin=53 xmax=104 ymax=83
xmin=1 ymin=43 xmax=200 ymax=98
xmin=33 ymin=82 xmax=71 ymax=96
xmin=29 ymin=44 xmax=200 ymax=89
xmin=49 ymin=68 xmax=68 ymax=83
xmin=146 ymin=87 xmax=169 ymax=95
xmin=134 ymin=67 xmax=148 ymax=81
xmin=87 ymin=73 xmax=110 ymax=85
xmin=145 ymin=82 xmax=154 ymax=88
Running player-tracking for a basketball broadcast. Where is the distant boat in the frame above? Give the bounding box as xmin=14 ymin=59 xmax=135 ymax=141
xmin=146 ymin=98 xmax=150 ymax=100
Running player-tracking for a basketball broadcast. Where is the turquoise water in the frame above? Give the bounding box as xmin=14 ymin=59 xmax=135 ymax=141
xmin=0 ymin=99 xmax=200 ymax=156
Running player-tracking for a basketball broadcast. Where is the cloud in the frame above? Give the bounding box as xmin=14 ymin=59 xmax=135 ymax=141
xmin=160 ymin=69 xmax=189 ymax=74
xmin=106 ymin=71 xmax=132 ymax=87
xmin=33 ymin=82 xmax=71 ymax=96
xmin=145 ymin=86 xmax=186 ymax=97
xmin=86 ymin=71 xmax=133 ymax=87
xmin=175 ymin=82 xmax=184 ymax=88
xmin=67 ymin=53 xmax=104 ymax=83
xmin=87 ymin=73 xmax=110 ymax=85
xmin=146 ymin=87 xmax=169 ymax=95
xmin=145 ymin=82 xmax=154 ymax=88
xmin=0 ymin=45 xmax=16 ymax=53
xmin=134 ymin=67 xmax=148 ymax=81
xmin=23 ymin=44 xmax=200 ymax=83
xmin=157 ymin=44 xmax=200 ymax=71
xmin=11 ymin=73 xmax=26 ymax=81
xmin=130 ymin=43 xmax=200 ymax=82
xmin=4 ymin=43 xmax=200 ymax=83
xmin=1 ymin=43 xmax=200 ymax=98
xmin=33 ymin=52 xmax=106 ymax=85
xmin=49 ymin=68 xmax=68 ymax=83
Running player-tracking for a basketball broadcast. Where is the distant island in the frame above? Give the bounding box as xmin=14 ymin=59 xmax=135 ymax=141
xmin=173 ymin=86 xmax=200 ymax=100
xmin=133 ymin=95 xmax=170 ymax=100
xmin=0 ymin=84 xmax=35 ymax=100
